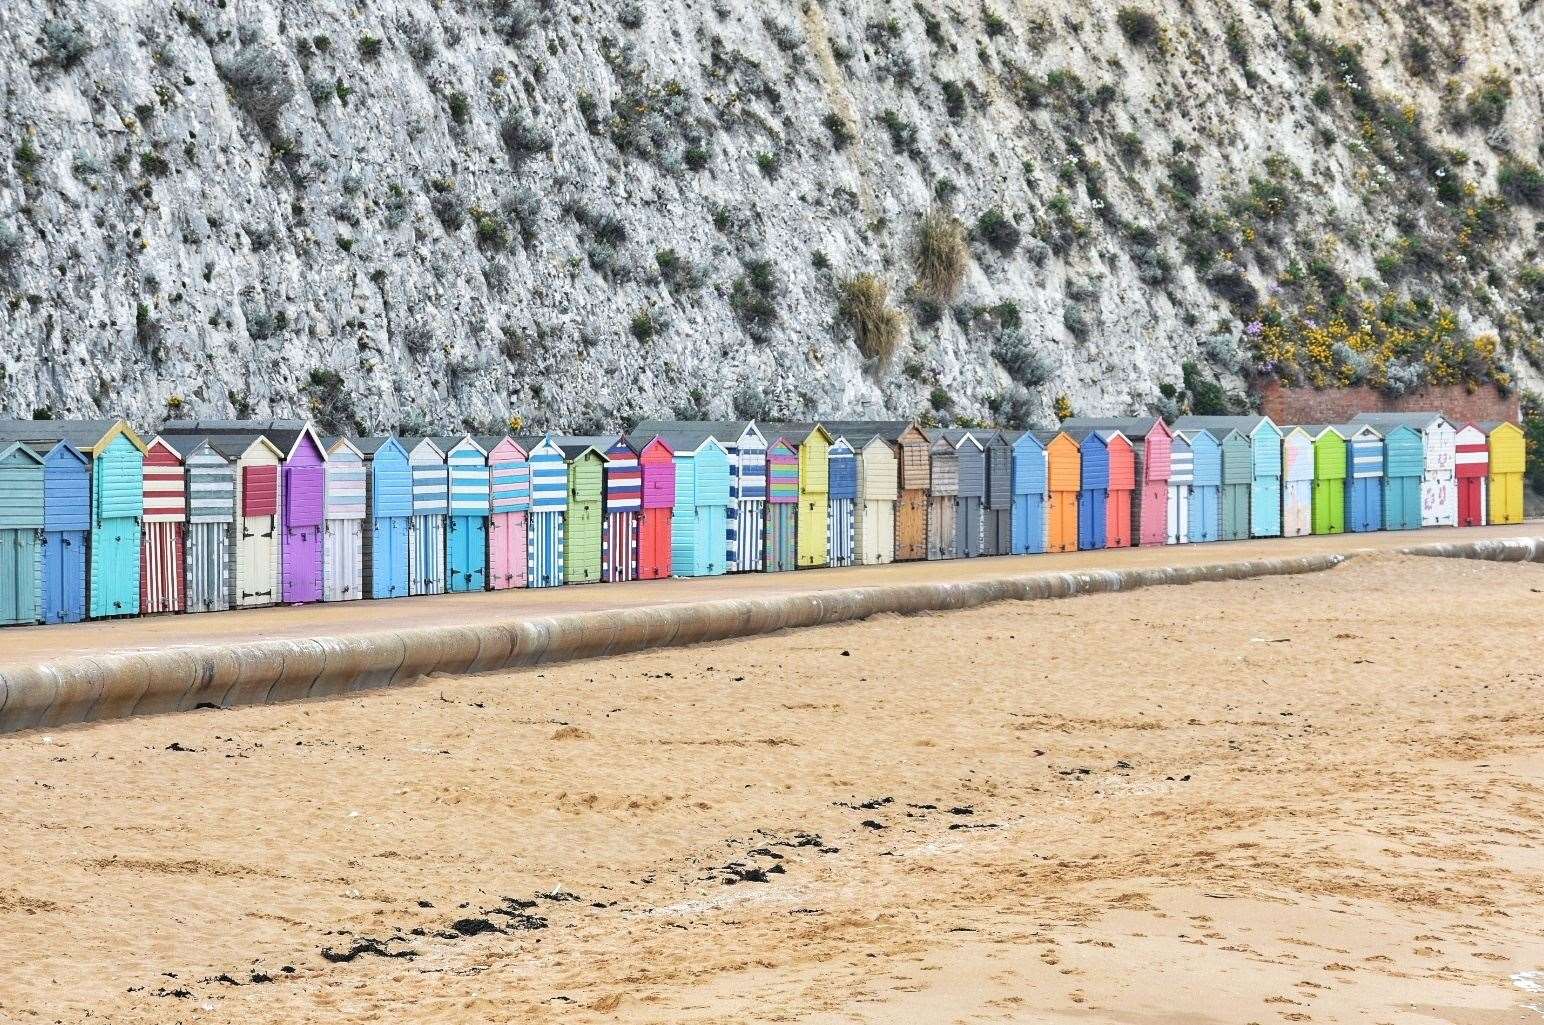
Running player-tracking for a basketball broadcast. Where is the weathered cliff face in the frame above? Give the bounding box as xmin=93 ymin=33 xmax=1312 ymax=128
xmin=1 ymin=0 xmax=1540 ymax=435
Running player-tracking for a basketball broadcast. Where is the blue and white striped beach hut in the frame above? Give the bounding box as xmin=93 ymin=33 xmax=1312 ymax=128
xmin=407 ymin=438 xmax=449 ymax=596
xmin=522 ymin=434 xmax=569 ymax=588
xmin=438 ymin=435 xmax=490 ymax=593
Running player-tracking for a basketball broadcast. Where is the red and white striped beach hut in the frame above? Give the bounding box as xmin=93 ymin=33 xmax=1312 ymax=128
xmin=140 ymin=435 xmax=187 ymax=614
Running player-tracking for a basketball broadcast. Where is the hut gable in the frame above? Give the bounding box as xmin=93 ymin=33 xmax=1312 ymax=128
xmin=1306 ymin=425 xmax=1348 ymax=479
xmin=1065 ymin=429 xmax=1108 ymax=490
xmin=1062 ymin=416 xmax=1171 ymax=480
xmin=1101 ymin=431 xmax=1135 ymax=490
xmin=1039 ymin=431 xmax=1081 ymax=492
xmin=767 ymin=438 xmax=800 ymax=504
xmin=1215 ymin=430 xmax=1252 ymax=486
xmin=1454 ymin=423 xmax=1489 ymax=477
xmin=1481 ymin=421 xmax=1525 ymax=475
xmin=632 ymin=436 xmax=677 ymax=509
xmin=945 ymin=431 xmax=987 ymax=500
xmin=796 ymin=425 xmax=833 ymax=494
xmin=926 ymin=432 xmax=960 ymax=496
xmin=1181 ymin=430 xmax=1222 ymax=488
xmin=1344 ymin=425 xmax=1384 ymax=479
xmin=602 ymin=437 xmax=642 ymax=511
xmin=1379 ymin=425 xmax=1424 ymax=478
xmin=692 ymin=439 xmax=732 ymax=507
xmin=437 ymin=436 xmax=492 ymax=517
xmin=407 ymin=438 xmax=450 ymax=516
xmin=142 ymin=437 xmax=187 ymax=524
xmin=323 ymin=438 xmax=368 ymax=521
xmin=857 ymin=437 xmax=899 ymax=502
xmin=984 ymin=433 xmax=1013 ymax=510
xmin=524 ymin=435 xmax=570 ymax=512
xmin=828 ymin=438 xmax=858 ymax=501
xmin=0 ymin=442 xmax=46 ymax=531
xmin=1008 ymin=431 xmax=1047 ymax=496
xmin=1281 ymin=428 xmax=1316 ymax=482
xmin=896 ymin=424 xmax=931 ymax=491
xmin=482 ymin=437 xmax=530 ymax=514
xmin=1168 ymin=431 xmax=1194 ymax=486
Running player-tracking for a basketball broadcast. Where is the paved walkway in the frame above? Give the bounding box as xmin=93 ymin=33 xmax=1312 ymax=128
xmin=3 ymin=522 xmax=1538 ymax=669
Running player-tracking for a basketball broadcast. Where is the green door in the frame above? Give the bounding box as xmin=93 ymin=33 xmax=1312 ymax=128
xmin=1311 ymin=479 xmax=1344 ymax=534
xmin=2 ymin=529 xmax=39 ymax=625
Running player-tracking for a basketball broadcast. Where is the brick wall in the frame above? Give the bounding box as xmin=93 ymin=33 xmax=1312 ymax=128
xmin=1258 ymin=381 xmax=1520 ymax=426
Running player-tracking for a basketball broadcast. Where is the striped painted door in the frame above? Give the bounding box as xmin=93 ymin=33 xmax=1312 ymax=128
xmin=140 ymin=523 xmax=186 ymax=614
xmin=764 ymin=503 xmax=797 ymax=572
xmin=1167 ymin=485 xmax=1191 ymax=543
xmin=410 ymin=515 xmax=446 ymax=595
xmin=604 ymin=510 xmax=638 ymax=582
xmin=733 ymin=500 xmax=765 ymax=572
xmin=187 ymin=522 xmax=231 ymax=612
xmin=827 ymin=498 xmax=854 ymax=567
xmin=528 ymin=510 xmax=565 ymax=588
xmin=323 ymin=519 xmax=363 ymax=600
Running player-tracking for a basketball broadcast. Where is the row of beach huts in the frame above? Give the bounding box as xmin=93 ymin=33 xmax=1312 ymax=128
xmin=0 ymin=412 xmax=1526 ymax=626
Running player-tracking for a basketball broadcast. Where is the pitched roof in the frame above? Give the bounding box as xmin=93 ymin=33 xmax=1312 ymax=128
xmin=811 ymin=420 xmax=916 ymax=447
xmin=0 ymin=418 xmax=127 ymax=452
xmin=160 ymin=418 xmax=320 ymax=458
xmin=1349 ymin=411 xmax=1450 ymax=429
xmin=1173 ymin=415 xmax=1277 ymax=435
xmin=1060 ymin=416 xmax=1165 ymax=437
xmin=630 ymin=421 xmax=758 ymax=448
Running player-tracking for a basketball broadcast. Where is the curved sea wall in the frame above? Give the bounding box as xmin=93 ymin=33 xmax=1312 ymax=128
xmin=1 ymin=536 xmax=1539 ymax=734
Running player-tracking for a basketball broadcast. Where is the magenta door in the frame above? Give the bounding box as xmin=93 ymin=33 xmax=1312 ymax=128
xmin=282 ymin=461 xmax=326 ymax=604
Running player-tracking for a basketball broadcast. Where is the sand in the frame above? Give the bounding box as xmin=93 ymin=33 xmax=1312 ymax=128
xmin=1 ymin=552 xmax=1542 ymax=1023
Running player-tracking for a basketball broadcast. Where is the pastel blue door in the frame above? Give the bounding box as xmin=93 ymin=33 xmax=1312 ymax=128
xmin=1012 ymin=495 xmax=1045 ymax=554
xmin=1 ymin=529 xmax=38 ymax=625
xmin=41 ymin=529 xmax=87 ymax=623
xmin=447 ymin=515 xmax=487 ymax=592
xmin=371 ymin=516 xmax=410 ymax=598
xmin=1077 ymin=488 xmax=1106 ymax=550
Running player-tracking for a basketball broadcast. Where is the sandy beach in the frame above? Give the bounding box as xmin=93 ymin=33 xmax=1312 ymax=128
xmin=2 ymin=552 xmax=1541 ymax=1023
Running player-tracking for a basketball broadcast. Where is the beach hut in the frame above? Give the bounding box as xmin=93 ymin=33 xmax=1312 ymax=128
xmin=177 ymin=439 xmax=236 ymax=614
xmin=631 ymin=436 xmax=676 ymax=580
xmin=855 ymin=436 xmax=898 ymax=565
xmin=351 ymin=437 xmax=412 ymax=600
xmin=522 ymin=434 xmax=569 ymax=588
xmin=1352 ymin=413 xmax=1456 ymax=527
xmin=1215 ymin=430 xmax=1251 ymax=541
xmin=1280 ymin=427 xmax=1315 ymax=537
xmin=1166 ymin=431 xmax=1192 ymax=544
xmin=764 ymin=436 xmax=799 ymax=572
xmin=634 ymin=421 xmax=768 ymax=572
xmin=1180 ymin=428 xmax=1221 ymax=543
xmin=772 ymin=424 xmax=833 ymax=568
xmin=1302 ymin=425 xmax=1347 ymax=535
xmin=1065 ymin=428 xmax=1107 ymax=551
xmin=320 ymin=438 xmax=367 ymax=602
xmin=924 ymin=431 xmax=960 ymax=560
xmin=1480 ymin=421 xmax=1525 ymax=525
xmin=437 ymin=435 xmax=491 ymax=592
xmin=670 ymin=437 xmax=731 ymax=577
xmin=600 ymin=436 xmax=642 ymax=582
xmin=1062 ymin=417 xmax=1172 ymax=546
xmin=1040 ymin=430 xmax=1080 ymax=553
xmin=0 ymin=427 xmax=89 ymax=624
xmin=947 ymin=431 xmax=987 ymax=558
xmin=140 ymin=436 xmax=187 ymax=614
xmin=479 ymin=436 xmax=530 ymax=591
xmin=1453 ymin=423 xmax=1490 ymax=527
xmin=982 ymin=431 xmax=1015 ymax=556
xmin=0 ymin=441 xmax=45 ymax=626
xmin=1007 ymin=430 xmax=1047 ymax=555
xmin=1344 ymin=423 xmax=1384 ymax=533
xmin=1174 ymin=417 xmax=1283 ymax=538
xmin=407 ymin=438 xmax=449 ymax=595
xmin=894 ymin=424 xmax=931 ymax=561
xmin=827 ymin=437 xmax=858 ymax=567
xmin=1101 ymin=431 xmax=1135 ymax=548
xmin=1375 ymin=424 xmax=1423 ymax=531
xmin=554 ymin=438 xmax=606 ymax=585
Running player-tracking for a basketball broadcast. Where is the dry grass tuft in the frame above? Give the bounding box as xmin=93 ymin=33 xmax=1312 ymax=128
xmin=913 ymin=208 xmax=968 ymax=301
xmin=838 ymin=273 xmax=905 ymax=363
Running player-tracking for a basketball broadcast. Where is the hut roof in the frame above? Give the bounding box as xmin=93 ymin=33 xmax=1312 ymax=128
xmin=0 ymin=418 xmax=140 ymax=454
xmin=1060 ymin=416 xmax=1165 ymax=438
xmin=1173 ymin=415 xmax=1278 ymax=435
xmin=630 ymin=421 xmax=760 ymax=448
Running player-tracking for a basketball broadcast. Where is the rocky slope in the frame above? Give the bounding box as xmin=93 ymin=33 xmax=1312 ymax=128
xmin=1 ymin=0 xmax=1541 ymax=434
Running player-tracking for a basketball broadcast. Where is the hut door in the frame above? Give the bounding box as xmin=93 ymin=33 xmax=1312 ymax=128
xmin=0 ymin=530 xmax=31 ymax=625
xmin=895 ymin=490 xmax=926 ymax=561
xmin=1105 ymin=489 xmax=1131 ymax=548
xmin=1167 ymin=485 xmax=1189 ymax=544
xmin=1078 ymin=489 xmax=1106 ymax=551
xmin=1457 ymin=476 xmax=1483 ymax=527
xmin=927 ymin=498 xmax=956 ymax=559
